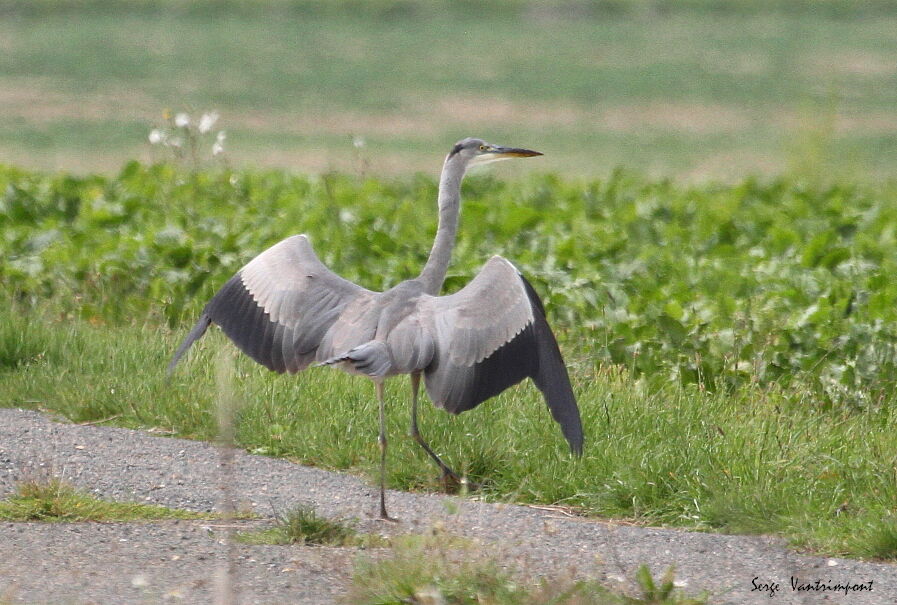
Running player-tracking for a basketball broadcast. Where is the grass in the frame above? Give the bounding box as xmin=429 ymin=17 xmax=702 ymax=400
xmin=235 ymin=504 xmax=362 ymax=546
xmin=234 ymin=505 xmax=475 ymax=549
xmin=1 ymin=2 xmax=896 ymax=179
xmin=0 ymin=316 xmax=57 ymax=370
xmin=347 ymin=532 xmax=707 ymax=604
xmin=0 ymin=478 xmax=214 ymax=522
xmin=3 ymin=304 xmax=897 ymax=560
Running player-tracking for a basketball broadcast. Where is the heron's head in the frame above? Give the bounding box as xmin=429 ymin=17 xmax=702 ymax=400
xmin=447 ymin=137 xmax=542 ymax=166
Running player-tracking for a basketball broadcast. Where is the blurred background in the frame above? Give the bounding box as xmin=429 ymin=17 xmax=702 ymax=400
xmin=1 ymin=0 xmax=896 ymax=181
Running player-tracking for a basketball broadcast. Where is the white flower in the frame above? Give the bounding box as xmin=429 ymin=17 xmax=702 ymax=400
xmin=148 ymin=129 xmax=164 ymax=144
xmin=198 ymin=111 xmax=219 ymax=134
xmin=174 ymin=113 xmax=190 ymax=128
xmin=352 ymin=136 xmax=365 ymax=149
xmin=212 ymin=130 xmax=227 ymax=155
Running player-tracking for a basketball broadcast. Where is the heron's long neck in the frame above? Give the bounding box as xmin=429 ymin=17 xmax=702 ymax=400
xmin=418 ymin=156 xmax=465 ymax=295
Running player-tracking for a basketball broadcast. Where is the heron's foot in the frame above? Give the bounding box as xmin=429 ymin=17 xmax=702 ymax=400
xmin=439 ymin=470 xmax=480 ymax=494
xmin=378 ymin=496 xmax=399 ymax=522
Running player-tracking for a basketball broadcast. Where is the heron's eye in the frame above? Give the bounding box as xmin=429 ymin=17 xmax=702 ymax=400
xmin=478 ymin=145 xmax=487 ymax=151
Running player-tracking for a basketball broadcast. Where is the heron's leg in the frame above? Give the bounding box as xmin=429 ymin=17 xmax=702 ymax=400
xmin=375 ymin=380 xmax=395 ymax=521
xmin=409 ymin=372 xmax=461 ymax=483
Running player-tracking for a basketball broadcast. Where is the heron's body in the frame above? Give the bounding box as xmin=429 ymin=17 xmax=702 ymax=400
xmin=320 ymin=278 xmax=431 ymax=378
xmin=170 ymin=138 xmax=583 ymax=519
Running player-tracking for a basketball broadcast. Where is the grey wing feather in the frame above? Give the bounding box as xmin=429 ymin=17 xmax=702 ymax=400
xmin=422 ymin=256 xmax=583 ymax=455
xmin=169 ymin=234 xmax=369 ymax=374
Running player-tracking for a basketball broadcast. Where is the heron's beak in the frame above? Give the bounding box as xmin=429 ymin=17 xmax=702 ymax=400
xmin=487 ymin=145 xmax=542 ymax=159
xmin=472 ymin=145 xmax=542 ymax=166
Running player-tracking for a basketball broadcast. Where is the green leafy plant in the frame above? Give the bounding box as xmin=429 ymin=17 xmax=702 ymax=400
xmin=4 ymin=165 xmax=897 ymax=408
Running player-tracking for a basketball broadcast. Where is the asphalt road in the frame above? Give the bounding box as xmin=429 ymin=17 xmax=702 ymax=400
xmin=0 ymin=408 xmax=894 ymax=604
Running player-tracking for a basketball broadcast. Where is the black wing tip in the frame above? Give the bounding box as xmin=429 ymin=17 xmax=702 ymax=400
xmin=568 ymin=435 xmax=584 ymax=457
xmin=167 ymin=314 xmax=212 ymax=377
xmin=517 ymin=271 xmax=547 ymax=317
xmin=206 ymin=275 xmax=281 ymax=373
xmin=520 ymin=273 xmax=584 ymax=458
xmin=557 ymin=396 xmax=584 ymax=456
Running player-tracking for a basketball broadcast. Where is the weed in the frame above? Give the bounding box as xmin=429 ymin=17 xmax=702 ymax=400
xmin=236 ymin=504 xmax=359 ymax=546
xmin=628 ymin=565 xmax=707 ymax=604
xmin=347 ymin=533 xmax=706 ymax=604
xmin=0 ymin=313 xmax=57 ymax=370
xmin=857 ymin=522 xmax=897 ymax=561
xmin=147 ymin=110 xmax=227 ymax=170
xmin=0 ymin=479 xmax=212 ymax=522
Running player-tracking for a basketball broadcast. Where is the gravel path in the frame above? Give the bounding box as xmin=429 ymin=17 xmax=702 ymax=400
xmin=0 ymin=407 xmax=894 ymax=604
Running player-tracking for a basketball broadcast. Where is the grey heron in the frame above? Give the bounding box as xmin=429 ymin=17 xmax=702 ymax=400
xmin=169 ymin=137 xmax=583 ymax=520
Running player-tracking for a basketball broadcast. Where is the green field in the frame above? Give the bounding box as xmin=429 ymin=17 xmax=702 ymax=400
xmin=1 ymin=0 xmax=896 ymax=179
xmin=4 ymin=163 xmax=897 ymax=559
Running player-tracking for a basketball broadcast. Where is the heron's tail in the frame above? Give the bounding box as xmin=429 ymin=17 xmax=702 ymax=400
xmin=167 ymin=313 xmax=212 ymax=376
xmin=318 ymin=341 xmax=391 ymax=378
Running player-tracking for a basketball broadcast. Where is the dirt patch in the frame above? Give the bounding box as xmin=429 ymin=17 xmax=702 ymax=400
xmin=434 ymin=94 xmax=586 ymax=128
xmin=0 ymin=32 xmax=14 ymax=53
xmin=0 ymin=147 xmax=140 ymax=174
xmin=237 ymin=108 xmax=441 ymax=138
xmin=0 ymin=143 xmax=442 ymax=177
xmin=683 ymin=150 xmax=783 ymax=182
xmin=0 ymin=77 xmax=160 ymax=123
xmin=805 ymin=51 xmax=897 ymax=77
xmin=777 ymin=109 xmax=897 ymax=136
xmin=241 ymin=147 xmax=436 ymax=176
xmin=700 ymin=52 xmax=771 ymax=77
xmin=601 ymin=102 xmax=753 ymax=134
xmin=0 ymin=77 xmax=761 ymax=140
xmin=6 ymin=71 xmax=893 ymax=147
xmin=835 ymin=111 xmax=897 ymax=134
xmin=433 ymin=95 xmax=759 ymax=135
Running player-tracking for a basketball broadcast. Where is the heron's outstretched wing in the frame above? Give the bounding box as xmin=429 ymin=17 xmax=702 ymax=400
xmin=421 ymin=256 xmax=583 ymax=455
xmin=169 ymin=234 xmax=370 ymax=374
